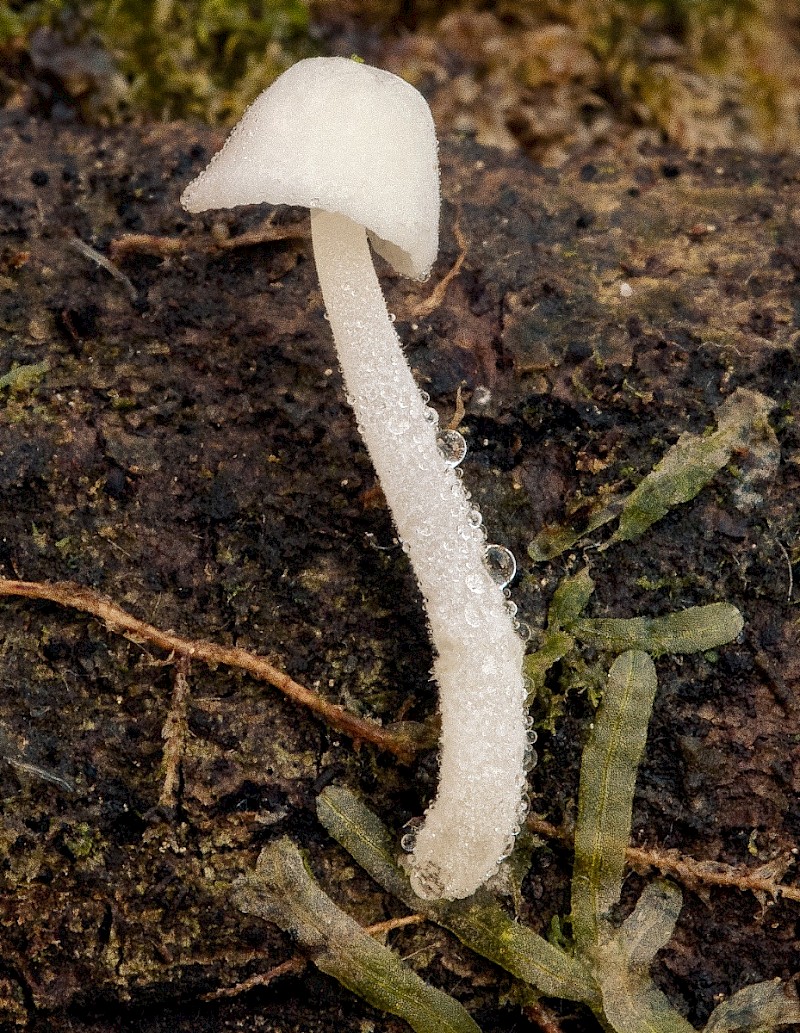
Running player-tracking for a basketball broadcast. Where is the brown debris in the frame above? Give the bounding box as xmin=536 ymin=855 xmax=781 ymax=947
xmin=158 ymin=656 xmax=191 ymax=810
xmin=109 ymin=221 xmax=309 ymax=262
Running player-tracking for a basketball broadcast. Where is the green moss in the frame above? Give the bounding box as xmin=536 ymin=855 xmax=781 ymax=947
xmin=0 ymin=359 xmax=49 ymax=393
xmin=0 ymin=0 xmax=63 ymax=43
xmin=63 ymin=821 xmax=104 ymax=861
xmin=0 ymin=0 xmax=314 ymax=122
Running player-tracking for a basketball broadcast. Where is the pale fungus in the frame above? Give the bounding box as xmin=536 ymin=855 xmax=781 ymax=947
xmin=181 ymin=56 xmax=530 ymax=899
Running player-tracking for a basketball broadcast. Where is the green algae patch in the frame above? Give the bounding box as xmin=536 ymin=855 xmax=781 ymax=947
xmin=0 ymin=0 xmax=313 ymax=123
xmin=234 ymin=837 xmax=482 ymax=1033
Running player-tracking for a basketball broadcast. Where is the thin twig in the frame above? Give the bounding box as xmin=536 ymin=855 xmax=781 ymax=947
xmin=624 ymin=843 xmax=800 ymax=902
xmin=413 ymin=219 xmax=468 ymax=318
xmin=527 ymin=815 xmax=800 ymax=903
xmin=5 ymin=756 xmax=75 ymax=792
xmin=216 ymin=224 xmax=309 ymax=251
xmin=0 ymin=578 xmax=420 ymax=763
xmin=203 ymin=957 xmax=302 ymax=1000
xmin=524 ymin=999 xmax=568 ymax=1033
xmin=776 ymin=538 xmax=793 ymax=602
xmin=201 ymin=913 xmax=423 ymax=1001
xmin=446 ymin=384 xmax=466 ymax=432
xmin=109 ymin=233 xmax=184 ymax=259
xmin=68 ymin=236 xmax=138 ymax=302
xmin=109 ymin=223 xmax=308 ymax=261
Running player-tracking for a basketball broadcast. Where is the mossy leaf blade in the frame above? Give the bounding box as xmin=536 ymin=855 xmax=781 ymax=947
xmin=571 ymin=650 xmax=658 ymax=953
xmin=548 ymin=568 xmax=596 ymax=629
xmin=234 ymin=837 xmax=482 ymax=1033
xmin=318 ymin=784 xmax=413 ymax=903
xmin=529 ymin=503 xmax=620 ymax=562
xmin=614 ymin=879 xmax=683 ymax=971
xmin=596 ymin=954 xmax=697 ymax=1033
xmin=431 ymin=894 xmax=596 ymax=1004
xmin=317 ymin=786 xmax=595 ymax=1003
xmin=523 ymin=630 xmax=575 ymax=701
xmin=704 ymin=978 xmax=800 ymax=1033
xmin=590 ymin=880 xmax=694 ymax=1033
xmin=571 ymin=603 xmax=743 ymax=656
xmin=610 ymin=388 xmax=776 ymax=544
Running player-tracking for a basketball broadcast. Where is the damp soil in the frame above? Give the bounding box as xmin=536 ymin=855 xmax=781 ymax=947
xmin=0 ymin=113 xmax=798 ymax=1032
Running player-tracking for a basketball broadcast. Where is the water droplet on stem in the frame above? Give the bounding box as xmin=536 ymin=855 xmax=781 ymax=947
xmin=484 ymin=544 xmax=516 ymax=588
xmin=437 ymin=429 xmax=467 ymax=468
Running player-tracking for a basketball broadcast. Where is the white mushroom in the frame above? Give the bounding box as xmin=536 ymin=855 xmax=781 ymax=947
xmin=181 ymin=56 xmax=529 ymax=900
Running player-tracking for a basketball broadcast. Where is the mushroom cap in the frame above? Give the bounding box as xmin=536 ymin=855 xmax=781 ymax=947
xmin=181 ymin=57 xmax=440 ymax=280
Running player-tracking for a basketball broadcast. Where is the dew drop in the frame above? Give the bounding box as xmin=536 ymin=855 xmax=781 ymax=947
xmin=467 ymin=507 xmax=483 ymax=529
xmin=515 ymin=621 xmax=533 ymax=642
xmin=420 ymin=391 xmax=430 ymax=404
xmin=388 ymin=312 xmax=397 ymax=323
xmin=483 ymin=544 xmax=517 ymax=588
xmin=323 ymin=312 xmax=330 ymax=321
xmin=400 ymin=816 xmax=423 ymax=853
xmin=424 ymin=407 xmax=439 ymax=426
xmin=505 ymin=600 xmax=518 ymax=618
xmin=436 ymin=429 xmax=467 ymax=468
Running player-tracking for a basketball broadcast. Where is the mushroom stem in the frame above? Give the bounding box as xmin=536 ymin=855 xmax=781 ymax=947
xmin=311 ymin=208 xmax=528 ymax=900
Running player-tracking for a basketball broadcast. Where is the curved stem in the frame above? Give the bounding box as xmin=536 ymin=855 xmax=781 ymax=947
xmin=311 ymin=209 xmax=527 ymax=899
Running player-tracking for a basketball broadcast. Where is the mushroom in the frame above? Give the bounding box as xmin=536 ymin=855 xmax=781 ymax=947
xmin=181 ymin=56 xmax=530 ymax=900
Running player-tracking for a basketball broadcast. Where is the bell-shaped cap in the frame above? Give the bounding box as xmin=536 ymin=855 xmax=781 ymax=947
xmin=181 ymin=57 xmax=440 ymax=280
